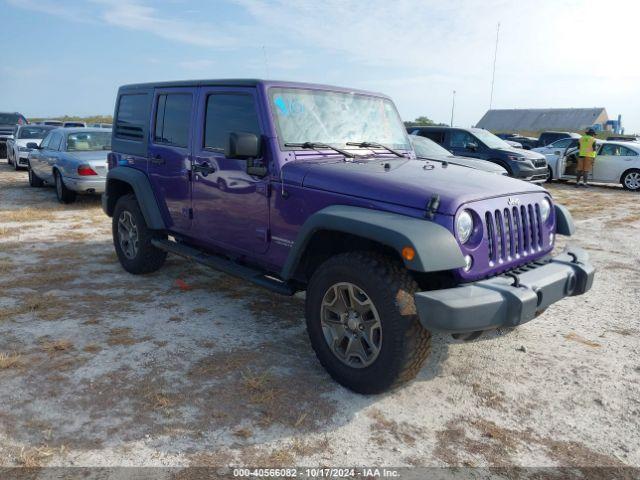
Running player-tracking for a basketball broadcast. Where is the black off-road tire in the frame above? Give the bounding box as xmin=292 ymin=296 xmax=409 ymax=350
xmin=28 ymin=164 xmax=44 ymax=187
xmin=54 ymin=170 xmax=77 ymax=203
xmin=305 ymin=252 xmax=432 ymax=394
xmin=112 ymin=193 xmax=167 ymax=274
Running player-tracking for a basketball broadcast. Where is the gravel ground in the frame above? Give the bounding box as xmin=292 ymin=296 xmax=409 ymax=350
xmin=0 ymin=157 xmax=638 ymax=472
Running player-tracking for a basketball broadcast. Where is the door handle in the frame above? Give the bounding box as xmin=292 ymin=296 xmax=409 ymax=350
xmin=150 ymin=154 xmax=165 ymax=165
xmin=193 ymin=161 xmax=216 ymax=177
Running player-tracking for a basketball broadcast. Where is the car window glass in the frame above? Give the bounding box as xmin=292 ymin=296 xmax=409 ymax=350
xmin=449 ymin=130 xmax=475 ymax=148
xmin=49 ymin=133 xmax=62 ymax=151
xmin=551 ymin=138 xmax=571 ymax=148
xmin=422 ymin=131 xmax=445 ymax=144
xmin=39 ymin=133 xmax=52 ymax=149
xmin=154 ymin=93 xmax=192 ymax=147
xmin=204 ymin=94 xmax=261 ymax=153
xmin=620 ymin=146 xmax=638 ymax=156
xmin=115 ymin=94 xmax=147 ymax=140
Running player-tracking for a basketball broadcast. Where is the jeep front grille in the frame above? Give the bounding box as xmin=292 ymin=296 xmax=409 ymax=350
xmin=485 ymin=202 xmax=543 ymax=263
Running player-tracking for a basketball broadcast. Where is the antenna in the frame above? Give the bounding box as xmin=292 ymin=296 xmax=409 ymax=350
xmin=262 ymin=45 xmax=270 ymax=79
xmin=450 ymin=90 xmax=456 ymax=127
xmin=489 ymin=22 xmax=500 ymax=110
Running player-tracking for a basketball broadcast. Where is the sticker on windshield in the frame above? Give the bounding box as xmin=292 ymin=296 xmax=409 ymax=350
xmin=274 ymin=96 xmax=289 ymax=115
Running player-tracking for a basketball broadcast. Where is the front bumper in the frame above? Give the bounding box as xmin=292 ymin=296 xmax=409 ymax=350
xmin=415 ymin=246 xmax=595 ymax=333
xmin=512 ymin=162 xmax=548 ymax=183
xmin=63 ymin=176 xmax=106 ymax=194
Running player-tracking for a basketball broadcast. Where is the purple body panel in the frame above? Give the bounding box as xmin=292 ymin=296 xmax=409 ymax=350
xmin=110 ymin=79 xmax=558 ymax=283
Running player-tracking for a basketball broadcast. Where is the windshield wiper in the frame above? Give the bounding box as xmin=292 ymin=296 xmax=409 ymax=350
xmin=284 ymin=142 xmax=355 ymax=158
xmin=346 ymin=141 xmax=404 ymax=158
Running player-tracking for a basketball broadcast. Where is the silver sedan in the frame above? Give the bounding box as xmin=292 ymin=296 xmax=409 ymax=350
xmin=27 ymin=128 xmax=111 ymax=203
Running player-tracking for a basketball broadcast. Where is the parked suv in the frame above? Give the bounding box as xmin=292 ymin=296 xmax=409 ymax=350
xmin=0 ymin=112 xmax=28 ymax=158
xmin=103 ymin=80 xmax=594 ymax=393
xmin=409 ymin=126 xmax=548 ymax=182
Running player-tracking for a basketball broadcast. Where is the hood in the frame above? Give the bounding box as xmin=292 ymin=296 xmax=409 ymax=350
xmin=498 ymin=147 xmax=546 ymax=161
xmin=17 ymin=138 xmax=44 ymax=147
xmin=283 ymin=158 xmax=544 ymax=215
xmin=418 ymin=154 xmax=506 ymax=174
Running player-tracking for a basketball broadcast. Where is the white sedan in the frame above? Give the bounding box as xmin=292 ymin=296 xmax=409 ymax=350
xmin=532 ymin=137 xmax=579 ymax=167
xmin=550 ymin=141 xmax=640 ymax=191
xmin=7 ymin=124 xmax=56 ymax=170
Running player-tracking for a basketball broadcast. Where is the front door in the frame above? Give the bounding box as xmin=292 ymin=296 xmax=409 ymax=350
xmin=148 ymin=87 xmax=196 ymax=233
xmin=593 ymin=144 xmax=638 ymax=182
xmin=446 ymin=130 xmax=489 ymax=160
xmin=191 ymin=87 xmax=270 ymax=255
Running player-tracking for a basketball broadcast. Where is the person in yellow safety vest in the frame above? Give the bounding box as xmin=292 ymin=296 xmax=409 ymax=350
xmin=576 ymin=128 xmax=597 ymax=187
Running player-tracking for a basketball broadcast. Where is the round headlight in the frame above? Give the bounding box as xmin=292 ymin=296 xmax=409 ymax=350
xmin=540 ymin=198 xmax=551 ymax=222
xmin=456 ymin=210 xmax=474 ymax=244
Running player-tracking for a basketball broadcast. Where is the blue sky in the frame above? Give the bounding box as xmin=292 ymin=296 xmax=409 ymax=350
xmin=1 ymin=0 xmax=639 ymax=132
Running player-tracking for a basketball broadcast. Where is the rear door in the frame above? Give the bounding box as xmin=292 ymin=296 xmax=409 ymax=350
xmin=191 ymin=87 xmax=270 ymax=254
xmin=148 ymin=88 xmax=196 ymax=233
xmin=593 ymin=144 xmax=638 ymax=182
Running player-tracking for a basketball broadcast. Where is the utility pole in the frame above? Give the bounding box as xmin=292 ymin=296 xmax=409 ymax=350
xmin=489 ymin=22 xmax=500 ymax=110
xmin=450 ymin=90 xmax=456 ymax=127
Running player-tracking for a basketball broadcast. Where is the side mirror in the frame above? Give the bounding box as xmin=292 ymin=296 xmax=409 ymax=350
xmin=466 ymin=142 xmax=478 ymax=151
xmin=26 ymin=142 xmax=40 ymax=149
xmin=227 ymin=132 xmax=261 ymax=159
xmin=226 ymin=132 xmax=267 ymax=177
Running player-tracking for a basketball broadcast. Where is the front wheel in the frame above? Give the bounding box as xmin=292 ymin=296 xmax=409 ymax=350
xmin=305 ymin=252 xmax=432 ymax=394
xmin=112 ymin=193 xmax=167 ymax=274
xmin=28 ymin=165 xmax=44 ymax=187
xmin=622 ymin=169 xmax=640 ymax=191
xmin=545 ymin=166 xmax=553 ymax=183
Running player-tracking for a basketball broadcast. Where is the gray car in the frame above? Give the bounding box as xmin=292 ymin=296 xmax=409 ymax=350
xmin=409 ymin=134 xmax=508 ymax=175
xmin=27 ymin=127 xmax=111 ymax=203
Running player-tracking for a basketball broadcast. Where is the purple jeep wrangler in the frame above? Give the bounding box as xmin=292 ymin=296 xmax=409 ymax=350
xmin=103 ymin=80 xmax=595 ymax=394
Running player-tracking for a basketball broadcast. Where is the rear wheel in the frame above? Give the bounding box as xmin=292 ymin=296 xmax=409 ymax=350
xmin=305 ymin=252 xmax=431 ymax=394
xmin=28 ymin=164 xmax=44 ymax=187
xmin=622 ymin=169 xmax=640 ymax=191
xmin=54 ymin=170 xmax=76 ymax=203
xmin=112 ymin=193 xmax=167 ymax=274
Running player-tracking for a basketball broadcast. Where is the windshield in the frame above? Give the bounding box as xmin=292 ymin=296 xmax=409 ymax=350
xmin=18 ymin=127 xmax=51 ymax=139
xmin=0 ymin=113 xmax=23 ymax=124
xmin=472 ymin=129 xmax=513 ymax=149
xmin=66 ymin=131 xmax=111 ymax=151
xmin=270 ymin=88 xmax=410 ymax=150
xmin=409 ymin=135 xmax=452 ymax=157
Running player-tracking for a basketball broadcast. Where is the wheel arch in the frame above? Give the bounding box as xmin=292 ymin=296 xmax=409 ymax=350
xmin=103 ymin=167 xmax=166 ymax=230
xmin=280 ymin=205 xmax=465 ymax=282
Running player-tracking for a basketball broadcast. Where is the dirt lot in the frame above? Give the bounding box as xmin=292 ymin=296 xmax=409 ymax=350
xmin=0 ymin=157 xmax=639 ymax=470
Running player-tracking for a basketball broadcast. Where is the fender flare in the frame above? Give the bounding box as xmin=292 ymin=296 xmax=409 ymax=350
xmin=280 ymin=205 xmax=465 ymax=280
xmin=554 ymin=204 xmax=574 ymax=236
xmin=103 ymin=167 xmax=166 ymax=230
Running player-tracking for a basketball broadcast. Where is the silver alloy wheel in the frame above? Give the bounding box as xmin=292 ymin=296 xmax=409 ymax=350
xmin=624 ymin=172 xmax=640 ymax=190
xmin=117 ymin=210 xmax=140 ymax=259
xmin=320 ymin=282 xmax=382 ymax=368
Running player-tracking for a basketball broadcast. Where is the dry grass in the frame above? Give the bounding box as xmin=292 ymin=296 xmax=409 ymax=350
xmin=17 ymin=445 xmax=59 ymax=467
xmin=0 ymin=352 xmax=22 ymax=369
xmin=83 ymin=344 xmax=102 ymax=354
xmin=106 ymin=327 xmax=139 ymax=346
xmin=0 ymin=297 xmax=56 ymax=322
xmin=0 ymin=208 xmax=58 ymax=223
xmin=565 ymin=332 xmax=601 ymax=348
xmin=40 ymin=339 xmax=74 ymax=355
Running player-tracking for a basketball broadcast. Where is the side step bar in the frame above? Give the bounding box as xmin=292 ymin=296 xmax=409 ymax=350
xmin=151 ymin=239 xmax=297 ymax=296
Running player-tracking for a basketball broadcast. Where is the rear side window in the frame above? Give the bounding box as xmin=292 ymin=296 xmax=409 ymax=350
xmin=204 ymin=94 xmax=261 ymax=153
xmin=154 ymin=94 xmax=192 ymax=148
xmin=115 ymin=94 xmax=147 ymax=140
